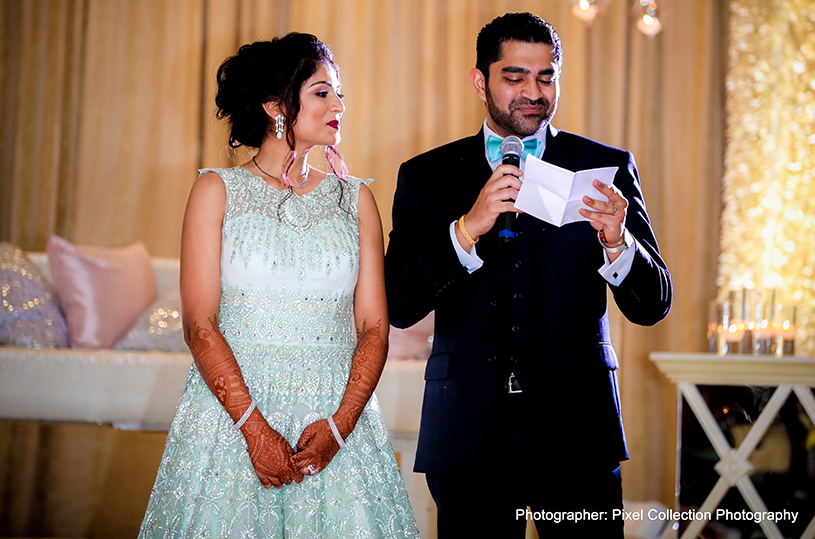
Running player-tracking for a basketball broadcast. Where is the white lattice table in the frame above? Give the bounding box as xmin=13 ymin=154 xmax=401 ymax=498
xmin=650 ymin=352 xmax=815 ymax=539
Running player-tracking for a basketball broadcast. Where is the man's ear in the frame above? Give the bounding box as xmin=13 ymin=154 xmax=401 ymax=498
xmin=470 ymin=68 xmax=487 ymax=103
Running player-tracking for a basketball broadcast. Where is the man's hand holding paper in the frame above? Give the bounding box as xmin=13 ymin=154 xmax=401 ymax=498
xmin=514 ymin=155 xmax=619 ymax=227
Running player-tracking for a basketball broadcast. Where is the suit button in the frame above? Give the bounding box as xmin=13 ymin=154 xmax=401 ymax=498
xmin=517 ymin=231 xmax=524 ymax=238
xmin=490 ymin=299 xmax=498 ymax=307
xmin=487 ymin=355 xmax=497 ymax=363
xmin=511 ymin=326 xmax=520 ymax=332
xmin=513 ymin=293 xmax=523 ymax=299
xmin=515 ymin=261 xmax=522 ymax=268
xmin=510 ymin=356 xmax=518 ymax=363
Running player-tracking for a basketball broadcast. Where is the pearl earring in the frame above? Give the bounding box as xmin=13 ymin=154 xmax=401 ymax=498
xmin=274 ymin=114 xmax=284 ymax=140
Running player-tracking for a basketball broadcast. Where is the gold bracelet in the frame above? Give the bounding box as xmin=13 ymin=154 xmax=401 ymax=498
xmin=458 ymin=215 xmax=478 ymax=245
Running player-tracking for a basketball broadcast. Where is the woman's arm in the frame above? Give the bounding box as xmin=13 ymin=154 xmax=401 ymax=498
xmin=292 ymin=183 xmax=389 ymax=474
xmin=181 ymin=172 xmax=303 ymax=489
xmin=334 ymin=184 xmax=389 ymax=435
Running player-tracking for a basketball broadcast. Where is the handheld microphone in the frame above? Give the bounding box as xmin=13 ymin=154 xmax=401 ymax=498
xmin=498 ymin=136 xmax=524 ymax=244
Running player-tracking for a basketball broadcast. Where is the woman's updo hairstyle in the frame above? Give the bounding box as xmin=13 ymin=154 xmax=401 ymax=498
xmin=215 ymin=33 xmax=337 ymax=153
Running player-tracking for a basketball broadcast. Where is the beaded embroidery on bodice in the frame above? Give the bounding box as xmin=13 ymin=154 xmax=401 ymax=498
xmin=220 ymin=167 xmax=360 ymax=286
xmin=215 ymin=167 xmax=361 ymax=349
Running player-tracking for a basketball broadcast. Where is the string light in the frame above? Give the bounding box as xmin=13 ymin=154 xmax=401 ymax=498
xmin=635 ymin=0 xmax=663 ymax=36
xmin=569 ymin=1 xmax=663 ymax=34
xmin=571 ymin=0 xmax=601 ymax=23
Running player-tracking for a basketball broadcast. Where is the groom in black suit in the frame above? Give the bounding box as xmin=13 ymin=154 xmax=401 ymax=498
xmin=385 ymin=12 xmax=672 ymax=538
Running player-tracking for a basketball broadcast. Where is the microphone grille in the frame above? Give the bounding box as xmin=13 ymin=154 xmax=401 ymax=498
xmin=499 ymin=135 xmax=524 ymax=157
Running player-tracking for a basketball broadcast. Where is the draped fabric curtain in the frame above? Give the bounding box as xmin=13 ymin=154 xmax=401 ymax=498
xmin=0 ymin=0 xmax=725 ymax=534
xmin=0 ymin=0 xmax=203 ymax=255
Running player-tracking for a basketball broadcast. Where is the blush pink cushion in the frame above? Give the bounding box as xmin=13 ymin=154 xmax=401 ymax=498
xmin=46 ymin=235 xmax=157 ymax=349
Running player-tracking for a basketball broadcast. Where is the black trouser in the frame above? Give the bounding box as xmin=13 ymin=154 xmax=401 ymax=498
xmin=425 ymin=391 xmax=625 ymax=539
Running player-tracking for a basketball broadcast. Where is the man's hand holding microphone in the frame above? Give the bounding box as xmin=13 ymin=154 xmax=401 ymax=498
xmin=455 ymin=136 xmax=525 ymax=252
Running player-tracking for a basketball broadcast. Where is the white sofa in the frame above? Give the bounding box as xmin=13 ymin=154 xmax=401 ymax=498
xmin=0 ymin=253 xmax=426 ymax=433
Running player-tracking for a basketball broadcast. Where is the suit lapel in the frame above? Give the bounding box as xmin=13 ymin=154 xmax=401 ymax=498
xmin=540 ymin=124 xmax=571 ymax=169
xmin=454 ymin=128 xmax=495 ymax=236
xmin=458 ymin=129 xmax=492 ymax=204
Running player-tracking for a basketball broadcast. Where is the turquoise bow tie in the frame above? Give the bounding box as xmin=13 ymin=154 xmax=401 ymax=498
xmin=486 ymin=135 xmax=542 ymax=162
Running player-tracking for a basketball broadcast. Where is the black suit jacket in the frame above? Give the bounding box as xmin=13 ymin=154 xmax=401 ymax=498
xmin=385 ymin=126 xmax=672 ymax=474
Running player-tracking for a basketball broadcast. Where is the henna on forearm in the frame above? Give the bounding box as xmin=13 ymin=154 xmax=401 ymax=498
xmin=334 ymin=319 xmax=388 ymax=438
xmin=185 ymin=316 xmax=253 ymax=422
xmin=185 ymin=316 xmax=303 ymax=488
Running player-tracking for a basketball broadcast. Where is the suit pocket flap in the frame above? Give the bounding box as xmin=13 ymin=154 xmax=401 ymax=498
xmin=598 ymin=343 xmax=620 ymax=370
xmin=424 ymin=353 xmax=451 ymax=380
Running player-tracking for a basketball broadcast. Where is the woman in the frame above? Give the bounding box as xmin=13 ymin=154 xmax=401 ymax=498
xmin=139 ymin=33 xmax=418 ymax=538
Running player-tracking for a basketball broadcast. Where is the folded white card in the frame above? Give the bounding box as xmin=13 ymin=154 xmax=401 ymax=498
xmin=514 ymin=155 xmax=618 ymax=227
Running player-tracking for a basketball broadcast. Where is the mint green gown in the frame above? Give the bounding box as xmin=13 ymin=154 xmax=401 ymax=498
xmin=139 ymin=167 xmax=419 ymax=538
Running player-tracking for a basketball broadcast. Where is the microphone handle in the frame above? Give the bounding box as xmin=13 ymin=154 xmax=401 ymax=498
xmin=498 ymin=153 xmax=521 ymax=244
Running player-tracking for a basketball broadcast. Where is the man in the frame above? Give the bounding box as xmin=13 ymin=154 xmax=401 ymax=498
xmin=385 ymin=12 xmax=672 ymax=538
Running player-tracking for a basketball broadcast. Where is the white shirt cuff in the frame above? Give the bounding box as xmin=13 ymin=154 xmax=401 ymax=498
xmin=598 ymin=229 xmax=636 ymax=286
xmin=450 ymin=221 xmax=483 ymax=273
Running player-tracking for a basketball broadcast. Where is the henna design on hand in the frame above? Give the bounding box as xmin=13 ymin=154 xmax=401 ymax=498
xmin=291 ymin=419 xmax=339 ymax=476
xmin=242 ymin=418 xmax=303 ymax=488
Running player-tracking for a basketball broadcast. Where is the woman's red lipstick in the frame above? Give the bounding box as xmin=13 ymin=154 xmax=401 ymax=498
xmin=328 ymin=120 xmax=339 ymax=129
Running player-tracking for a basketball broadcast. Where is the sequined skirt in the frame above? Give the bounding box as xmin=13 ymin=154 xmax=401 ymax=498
xmin=138 ymin=341 xmax=419 ymax=538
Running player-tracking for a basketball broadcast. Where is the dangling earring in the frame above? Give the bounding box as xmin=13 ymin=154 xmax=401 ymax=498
xmin=274 ymin=114 xmax=284 ymax=140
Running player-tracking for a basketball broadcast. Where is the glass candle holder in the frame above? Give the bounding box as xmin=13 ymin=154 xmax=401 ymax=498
xmin=738 ymin=289 xmax=754 ymax=354
xmin=752 ymin=288 xmax=773 ymax=355
xmin=775 ymin=304 xmax=796 ymax=356
xmin=708 ymin=301 xmax=723 ymax=354
xmin=724 ymin=292 xmax=746 ymax=354
xmin=712 ymin=297 xmax=744 ymax=355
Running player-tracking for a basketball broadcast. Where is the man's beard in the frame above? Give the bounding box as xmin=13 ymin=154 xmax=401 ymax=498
xmin=485 ymin=85 xmax=557 ymax=137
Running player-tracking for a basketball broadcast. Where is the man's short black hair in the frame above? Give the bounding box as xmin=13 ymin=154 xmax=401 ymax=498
xmin=475 ymin=12 xmax=563 ymax=81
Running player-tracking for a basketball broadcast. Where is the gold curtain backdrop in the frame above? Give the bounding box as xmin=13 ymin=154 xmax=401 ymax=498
xmin=1 ymin=0 xmax=729 ymax=534
xmin=720 ymin=0 xmax=815 ymax=357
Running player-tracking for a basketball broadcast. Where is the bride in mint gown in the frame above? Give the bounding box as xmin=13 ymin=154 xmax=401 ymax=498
xmin=138 ymin=33 xmax=418 ymax=538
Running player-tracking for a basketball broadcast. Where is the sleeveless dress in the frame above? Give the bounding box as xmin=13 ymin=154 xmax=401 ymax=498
xmin=139 ymin=167 xmax=419 ymax=538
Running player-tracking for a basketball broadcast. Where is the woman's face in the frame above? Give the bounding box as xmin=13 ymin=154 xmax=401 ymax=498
xmin=293 ymin=63 xmax=345 ymax=149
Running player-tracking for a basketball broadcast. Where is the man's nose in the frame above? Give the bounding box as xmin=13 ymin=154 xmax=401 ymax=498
xmin=519 ymin=78 xmax=543 ymax=101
